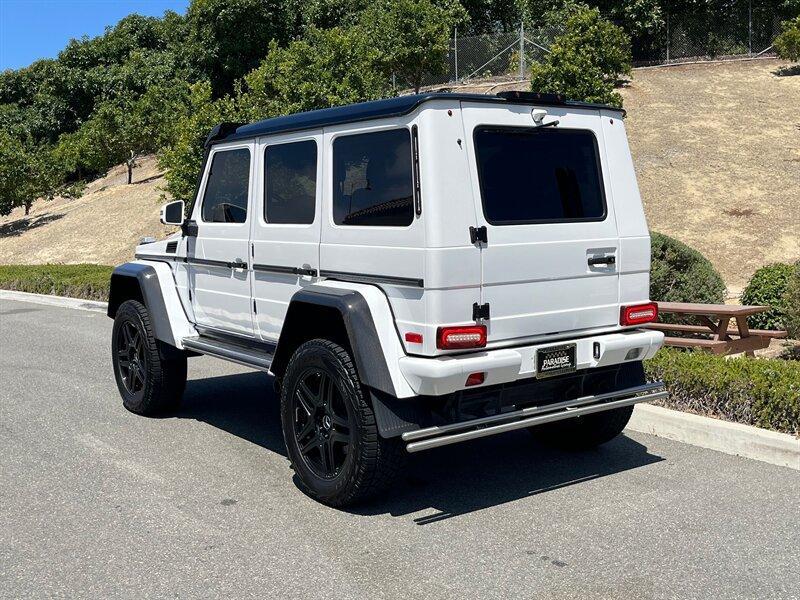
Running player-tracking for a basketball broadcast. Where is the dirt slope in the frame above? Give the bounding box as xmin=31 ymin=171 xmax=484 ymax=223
xmin=0 ymin=156 xmax=174 ymax=266
xmin=1 ymin=59 xmax=799 ymax=292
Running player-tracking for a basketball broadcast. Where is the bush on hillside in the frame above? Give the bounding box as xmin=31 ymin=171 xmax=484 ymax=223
xmin=0 ymin=264 xmax=112 ymax=301
xmin=650 ymin=232 xmax=726 ymax=306
xmin=775 ymin=16 xmax=800 ymax=62
xmin=740 ymin=263 xmax=795 ymax=330
xmin=782 ymin=263 xmax=800 ymax=339
xmin=645 ymin=348 xmax=800 ymax=435
xmin=529 ymin=2 xmax=632 ymax=107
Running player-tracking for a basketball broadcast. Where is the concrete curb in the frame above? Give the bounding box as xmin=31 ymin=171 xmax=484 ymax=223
xmin=1 ymin=289 xmax=108 ymax=313
xmin=627 ymin=404 xmax=799 ymax=470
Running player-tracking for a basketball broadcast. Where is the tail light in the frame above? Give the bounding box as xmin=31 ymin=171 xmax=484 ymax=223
xmin=620 ymin=302 xmax=658 ymax=326
xmin=436 ymin=325 xmax=487 ymax=350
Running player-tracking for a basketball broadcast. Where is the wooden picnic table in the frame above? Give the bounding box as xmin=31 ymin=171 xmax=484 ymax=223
xmin=646 ymin=301 xmax=787 ymax=356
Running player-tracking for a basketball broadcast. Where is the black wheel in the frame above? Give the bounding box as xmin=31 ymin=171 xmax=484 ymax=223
xmin=112 ymin=299 xmax=187 ymax=416
xmin=280 ymin=339 xmax=405 ymax=507
xmin=529 ymin=362 xmax=644 ymax=450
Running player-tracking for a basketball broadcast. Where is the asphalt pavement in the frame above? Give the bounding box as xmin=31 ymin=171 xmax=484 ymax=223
xmin=1 ymin=298 xmax=798 ymax=599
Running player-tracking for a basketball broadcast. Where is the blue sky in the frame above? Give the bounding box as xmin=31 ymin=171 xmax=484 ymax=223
xmin=0 ymin=0 xmax=190 ymax=71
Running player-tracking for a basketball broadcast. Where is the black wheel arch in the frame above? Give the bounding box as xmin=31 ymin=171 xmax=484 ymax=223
xmin=272 ymin=286 xmax=397 ymax=398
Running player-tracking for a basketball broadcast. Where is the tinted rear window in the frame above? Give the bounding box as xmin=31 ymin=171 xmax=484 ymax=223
xmin=264 ymin=140 xmax=317 ymax=224
xmin=332 ymin=129 xmax=414 ymax=227
xmin=474 ymin=127 xmax=606 ymax=225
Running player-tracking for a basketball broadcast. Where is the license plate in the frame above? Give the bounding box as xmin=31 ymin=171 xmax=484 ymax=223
xmin=536 ymin=343 xmax=577 ymax=378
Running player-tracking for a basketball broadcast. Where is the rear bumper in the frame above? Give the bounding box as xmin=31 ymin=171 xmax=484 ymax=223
xmin=402 ymin=381 xmax=667 ymax=452
xmin=398 ymin=328 xmax=664 ymax=396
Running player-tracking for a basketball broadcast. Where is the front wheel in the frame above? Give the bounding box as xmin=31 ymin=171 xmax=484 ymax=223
xmin=280 ymin=339 xmax=405 ymax=507
xmin=111 ymin=299 xmax=187 ymax=416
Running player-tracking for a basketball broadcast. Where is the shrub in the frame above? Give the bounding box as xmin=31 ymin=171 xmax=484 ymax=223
xmin=775 ymin=16 xmax=800 ymax=62
xmin=783 ymin=263 xmax=800 ymax=339
xmin=649 ymin=232 xmax=726 ymax=305
xmin=740 ymin=263 xmax=795 ymax=330
xmin=529 ymin=2 xmax=632 ymax=107
xmin=645 ymin=348 xmax=800 ymax=435
xmin=0 ymin=264 xmax=112 ymax=301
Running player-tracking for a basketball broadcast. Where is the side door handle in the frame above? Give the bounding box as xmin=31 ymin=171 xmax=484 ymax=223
xmin=588 ymin=255 xmax=616 ymax=266
xmin=230 ymin=258 xmax=248 ymax=271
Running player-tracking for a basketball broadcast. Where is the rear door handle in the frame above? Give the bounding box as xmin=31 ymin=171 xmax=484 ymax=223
xmin=230 ymin=258 xmax=247 ymax=270
xmin=588 ymin=255 xmax=616 ymax=266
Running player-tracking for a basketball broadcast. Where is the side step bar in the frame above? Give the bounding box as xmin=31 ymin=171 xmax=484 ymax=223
xmin=402 ymin=382 xmax=667 ymax=453
xmin=182 ymin=335 xmax=274 ymax=371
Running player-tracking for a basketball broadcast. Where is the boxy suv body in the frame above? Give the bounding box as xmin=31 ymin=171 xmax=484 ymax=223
xmin=108 ymin=92 xmax=665 ymax=506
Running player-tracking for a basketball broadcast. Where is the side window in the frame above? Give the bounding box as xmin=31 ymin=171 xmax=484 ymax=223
xmin=332 ymin=129 xmax=414 ymax=227
xmin=201 ymin=148 xmax=251 ymax=224
xmin=264 ymin=140 xmax=317 ymax=224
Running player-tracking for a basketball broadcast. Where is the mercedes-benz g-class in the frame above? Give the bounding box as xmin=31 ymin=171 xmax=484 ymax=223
xmin=108 ymin=91 xmax=666 ymax=506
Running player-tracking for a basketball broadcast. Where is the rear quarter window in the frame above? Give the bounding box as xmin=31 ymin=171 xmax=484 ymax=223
xmin=473 ymin=127 xmax=606 ymax=225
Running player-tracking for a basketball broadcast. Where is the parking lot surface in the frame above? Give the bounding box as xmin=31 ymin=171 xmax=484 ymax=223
xmin=1 ymin=299 xmax=799 ymax=599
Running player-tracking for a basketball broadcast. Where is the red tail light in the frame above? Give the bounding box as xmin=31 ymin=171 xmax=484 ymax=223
xmin=620 ymin=302 xmax=658 ymax=326
xmin=436 ymin=325 xmax=487 ymax=350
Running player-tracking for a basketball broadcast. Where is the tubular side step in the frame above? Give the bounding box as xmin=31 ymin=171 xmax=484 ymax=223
xmin=402 ymin=383 xmax=667 ymax=453
xmin=182 ymin=335 xmax=274 ymax=371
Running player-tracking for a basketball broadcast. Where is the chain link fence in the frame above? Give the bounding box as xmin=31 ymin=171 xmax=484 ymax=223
xmin=422 ymin=2 xmax=785 ymax=87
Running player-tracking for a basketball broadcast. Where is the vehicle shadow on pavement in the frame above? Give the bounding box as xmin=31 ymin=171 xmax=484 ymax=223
xmin=176 ymin=371 xmax=663 ymax=523
xmin=177 ymin=371 xmax=287 ymax=458
xmin=365 ymin=434 xmax=664 ymax=524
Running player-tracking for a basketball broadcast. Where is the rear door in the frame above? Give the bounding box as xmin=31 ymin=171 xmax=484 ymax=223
xmin=461 ymin=102 xmax=620 ymax=344
xmin=251 ymin=130 xmax=322 ymax=342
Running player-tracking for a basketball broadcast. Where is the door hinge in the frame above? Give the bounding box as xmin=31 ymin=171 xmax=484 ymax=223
xmin=473 ymin=302 xmax=490 ymax=321
xmin=253 ymin=299 xmax=257 ymax=314
xmin=469 ymin=225 xmax=487 ymax=244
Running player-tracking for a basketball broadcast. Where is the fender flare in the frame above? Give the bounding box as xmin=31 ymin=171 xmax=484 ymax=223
xmin=271 ymin=282 xmax=416 ymax=400
xmin=107 ymin=261 xmax=195 ymax=349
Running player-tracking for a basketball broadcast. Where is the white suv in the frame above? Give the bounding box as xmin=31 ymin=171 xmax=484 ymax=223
xmin=108 ymin=92 xmax=665 ymax=506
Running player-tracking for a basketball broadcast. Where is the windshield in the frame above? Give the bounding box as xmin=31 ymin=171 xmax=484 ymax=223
xmin=473 ymin=127 xmax=606 ymax=225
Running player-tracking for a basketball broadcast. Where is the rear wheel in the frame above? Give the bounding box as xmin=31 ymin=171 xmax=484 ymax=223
xmin=111 ymin=299 xmax=187 ymax=415
xmin=280 ymin=339 xmax=405 ymax=507
xmin=528 ymin=361 xmax=644 ymax=450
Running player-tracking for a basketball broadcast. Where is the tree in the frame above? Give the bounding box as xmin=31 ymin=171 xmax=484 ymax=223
xmin=359 ymin=0 xmax=468 ymax=93
xmin=159 ymin=82 xmax=242 ymax=203
xmin=529 ymin=2 xmax=631 ymax=107
xmin=238 ymin=26 xmax=390 ymax=120
xmin=0 ymin=132 xmax=62 ymax=216
xmin=184 ymin=0 xmax=298 ymax=97
xmin=775 ymin=16 xmax=800 ymax=62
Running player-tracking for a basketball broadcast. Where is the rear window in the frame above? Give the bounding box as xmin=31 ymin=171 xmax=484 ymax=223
xmin=474 ymin=127 xmax=606 ymax=225
xmin=332 ymin=129 xmax=414 ymax=227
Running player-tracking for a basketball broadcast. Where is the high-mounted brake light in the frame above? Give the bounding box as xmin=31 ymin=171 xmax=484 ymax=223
xmin=436 ymin=325 xmax=487 ymax=350
xmin=620 ymin=303 xmax=658 ymax=326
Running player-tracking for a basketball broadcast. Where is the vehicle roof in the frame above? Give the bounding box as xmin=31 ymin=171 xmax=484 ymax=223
xmin=207 ymin=92 xmax=624 ymax=147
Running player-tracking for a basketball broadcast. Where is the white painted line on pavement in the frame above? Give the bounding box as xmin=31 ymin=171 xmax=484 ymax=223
xmin=0 ymin=289 xmax=108 ymax=313
xmin=627 ymin=403 xmax=799 ymax=470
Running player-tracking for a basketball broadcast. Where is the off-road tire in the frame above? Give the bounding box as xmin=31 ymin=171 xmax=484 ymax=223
xmin=529 ymin=361 xmax=644 ymax=450
xmin=280 ymin=339 xmax=405 ymax=507
xmin=111 ymin=299 xmax=187 ymax=416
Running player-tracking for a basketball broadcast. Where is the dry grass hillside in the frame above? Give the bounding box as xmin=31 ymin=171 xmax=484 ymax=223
xmin=1 ymin=59 xmax=798 ymax=292
xmin=0 ymin=155 xmax=173 ymax=266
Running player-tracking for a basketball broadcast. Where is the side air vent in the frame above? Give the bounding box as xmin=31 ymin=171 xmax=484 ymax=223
xmin=166 ymin=241 xmax=178 ymax=254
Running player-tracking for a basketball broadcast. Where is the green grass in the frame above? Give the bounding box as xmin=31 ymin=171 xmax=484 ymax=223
xmin=0 ymin=264 xmax=112 ymax=301
xmin=646 ymin=348 xmax=800 ymax=436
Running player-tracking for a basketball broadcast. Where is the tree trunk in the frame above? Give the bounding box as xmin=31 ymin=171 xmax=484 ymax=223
xmin=24 ymin=199 xmax=32 ymax=216
xmin=127 ymin=150 xmax=136 ymax=184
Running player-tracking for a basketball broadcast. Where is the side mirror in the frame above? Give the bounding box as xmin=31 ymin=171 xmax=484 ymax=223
xmin=160 ymin=200 xmax=184 ymax=226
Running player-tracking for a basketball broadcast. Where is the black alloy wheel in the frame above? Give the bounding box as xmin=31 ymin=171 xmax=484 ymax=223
xmin=291 ymin=369 xmax=353 ymax=479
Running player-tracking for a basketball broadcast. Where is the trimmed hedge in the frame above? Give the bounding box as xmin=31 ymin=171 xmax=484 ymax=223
xmin=645 ymin=348 xmax=800 ymax=435
xmin=784 ymin=264 xmax=800 ymax=339
xmin=0 ymin=264 xmax=112 ymax=301
xmin=650 ymin=232 xmax=726 ymax=305
xmin=740 ymin=263 xmax=795 ymax=330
